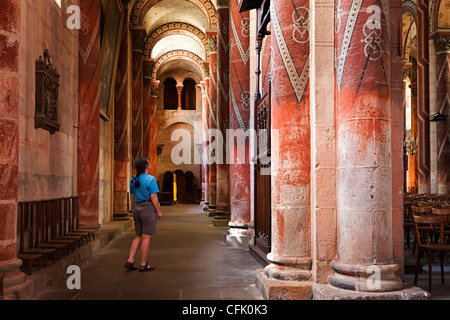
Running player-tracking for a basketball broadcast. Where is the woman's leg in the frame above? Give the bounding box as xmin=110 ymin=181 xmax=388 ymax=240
xmin=128 ymin=236 xmax=142 ymax=263
xmin=140 ymin=234 xmax=151 ymax=266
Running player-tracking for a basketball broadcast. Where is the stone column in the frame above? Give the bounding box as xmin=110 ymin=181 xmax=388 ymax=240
xmin=417 ymin=0 xmax=431 ymax=193
xmin=206 ymin=37 xmax=218 ymax=214
xmin=176 ymin=85 xmax=183 ymax=110
xmin=0 ymin=0 xmax=26 ymax=292
xmin=225 ymin=0 xmax=252 ymax=246
xmin=434 ymin=35 xmax=450 ymax=194
xmin=78 ymin=0 xmax=101 ymax=228
xmin=150 ymin=81 xmax=159 ymax=177
xmin=214 ymin=0 xmax=230 ymax=226
xmin=331 ymin=0 xmax=403 ymax=292
xmin=259 ymin=0 xmax=312 ymax=295
xmin=200 ymin=79 xmax=208 ymax=203
xmin=143 ymin=59 xmax=154 ymax=161
xmin=131 ymin=28 xmax=145 ymax=164
xmin=114 ymin=14 xmax=130 ymax=217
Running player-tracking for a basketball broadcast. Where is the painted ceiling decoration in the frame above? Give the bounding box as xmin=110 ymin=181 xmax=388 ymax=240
xmin=131 ymin=0 xmax=217 ymax=30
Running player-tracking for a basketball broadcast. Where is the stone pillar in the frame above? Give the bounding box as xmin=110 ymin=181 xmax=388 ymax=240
xmin=331 ymin=0 xmax=403 ymax=292
xmin=206 ymin=39 xmax=218 ymax=214
xmin=417 ymin=0 xmax=431 ymax=193
xmin=114 ymin=14 xmax=130 ymax=217
xmin=143 ymin=59 xmax=154 ymax=161
xmin=0 ymin=0 xmax=26 ymax=292
xmin=258 ymin=0 xmax=312 ymax=296
xmin=390 ymin=0 xmax=405 ymax=279
xmin=434 ymin=35 xmax=450 ymax=194
xmin=214 ymin=0 xmax=230 ymax=226
xmin=200 ymin=80 xmax=208 ymax=203
xmin=78 ymin=0 xmax=101 ymax=228
xmin=176 ymin=85 xmax=184 ymax=110
xmin=150 ymin=81 xmax=159 ymax=177
xmin=225 ymin=0 xmax=252 ymax=246
xmin=131 ymin=28 xmax=145 ymax=164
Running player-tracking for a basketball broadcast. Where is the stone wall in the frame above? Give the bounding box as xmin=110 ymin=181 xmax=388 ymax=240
xmin=18 ymin=0 xmax=80 ymax=202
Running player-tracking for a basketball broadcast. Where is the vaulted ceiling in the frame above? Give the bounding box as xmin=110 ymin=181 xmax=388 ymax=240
xmin=129 ymin=0 xmax=218 ymax=83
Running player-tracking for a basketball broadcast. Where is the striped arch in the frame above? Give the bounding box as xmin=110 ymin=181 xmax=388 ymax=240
xmin=152 ymin=50 xmax=204 ymax=80
xmin=402 ymin=0 xmax=417 ymax=21
xmin=131 ymin=0 xmax=217 ymax=29
xmin=144 ymin=22 xmax=210 ymax=60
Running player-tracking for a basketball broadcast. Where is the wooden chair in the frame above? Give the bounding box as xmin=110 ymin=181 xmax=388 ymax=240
xmin=17 ymin=252 xmax=42 ymax=275
xmin=63 ymin=197 xmax=90 ymax=245
xmin=52 ymin=199 xmax=84 ymax=248
xmin=404 ymin=202 xmax=415 ymax=248
xmin=35 ymin=201 xmax=68 ymax=257
xmin=413 ymin=214 xmax=450 ymax=293
xmin=70 ymin=197 xmax=97 ymax=241
xmin=411 ymin=206 xmax=433 ymax=254
xmin=44 ymin=200 xmax=79 ymax=253
xmin=18 ymin=202 xmax=58 ymax=267
xmin=432 ymin=207 xmax=450 ymax=244
xmin=0 ymin=273 xmax=4 ymax=296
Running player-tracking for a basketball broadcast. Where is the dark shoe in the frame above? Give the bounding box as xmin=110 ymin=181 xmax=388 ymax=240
xmin=125 ymin=261 xmax=138 ymax=271
xmin=139 ymin=262 xmax=155 ymax=272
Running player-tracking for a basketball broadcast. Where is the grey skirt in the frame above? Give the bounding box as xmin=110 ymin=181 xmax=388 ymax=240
xmin=133 ymin=201 xmax=158 ymax=236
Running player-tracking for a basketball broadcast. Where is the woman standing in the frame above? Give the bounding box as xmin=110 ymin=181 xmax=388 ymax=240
xmin=125 ymin=158 xmax=163 ymax=272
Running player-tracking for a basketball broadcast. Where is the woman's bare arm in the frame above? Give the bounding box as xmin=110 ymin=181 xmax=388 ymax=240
xmin=151 ymin=193 xmax=163 ymax=220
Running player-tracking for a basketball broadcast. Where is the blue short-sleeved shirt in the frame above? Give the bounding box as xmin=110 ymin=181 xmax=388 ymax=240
xmin=130 ymin=174 xmax=160 ymax=203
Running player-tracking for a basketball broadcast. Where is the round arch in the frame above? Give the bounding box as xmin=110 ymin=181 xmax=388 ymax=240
xmin=144 ymin=22 xmax=210 ymax=60
xmin=131 ymin=0 xmax=217 ymax=30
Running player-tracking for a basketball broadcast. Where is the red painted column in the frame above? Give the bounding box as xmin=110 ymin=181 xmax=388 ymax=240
xmin=331 ymin=0 xmax=403 ymax=291
xmin=264 ymin=0 xmax=312 ymax=281
xmin=416 ymin=0 xmax=431 ymax=193
xmin=150 ymin=81 xmax=159 ymax=178
xmin=114 ymin=14 xmax=130 ymax=217
xmin=131 ymin=28 xmax=145 ymax=164
xmin=215 ymin=0 xmax=230 ymax=221
xmin=227 ymin=0 xmax=252 ymax=243
xmin=143 ymin=59 xmax=154 ymax=162
xmin=200 ymin=80 xmax=208 ymax=202
xmin=434 ymin=35 xmax=450 ymax=195
xmin=390 ymin=0 xmax=405 ymax=279
xmin=0 ymin=0 xmax=25 ymax=288
xmin=207 ymin=42 xmax=218 ymax=212
xmin=78 ymin=0 xmax=101 ymax=228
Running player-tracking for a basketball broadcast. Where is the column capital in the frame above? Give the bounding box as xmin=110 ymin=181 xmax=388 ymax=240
xmin=434 ymin=34 xmax=450 ymax=54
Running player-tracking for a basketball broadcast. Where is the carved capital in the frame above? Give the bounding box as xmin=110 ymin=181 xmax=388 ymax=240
xmin=435 ymin=35 xmax=450 ymax=54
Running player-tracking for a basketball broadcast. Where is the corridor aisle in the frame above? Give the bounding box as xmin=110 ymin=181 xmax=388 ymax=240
xmin=35 ymin=205 xmax=264 ymax=300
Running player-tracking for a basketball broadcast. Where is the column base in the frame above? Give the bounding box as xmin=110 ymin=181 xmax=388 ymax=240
xmin=224 ymin=226 xmax=254 ymax=248
xmin=256 ymin=269 xmax=431 ymax=300
xmin=0 ymin=259 xmax=26 ymax=294
xmin=205 ymin=205 xmax=216 ymax=216
xmin=256 ymin=269 xmax=313 ymax=300
xmin=313 ymin=283 xmax=431 ymax=300
xmin=212 ymin=211 xmax=230 ymax=227
xmin=330 ymin=261 xmax=404 ymax=292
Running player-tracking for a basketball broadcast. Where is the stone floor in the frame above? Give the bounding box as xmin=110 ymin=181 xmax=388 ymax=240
xmin=34 ymin=204 xmax=265 ymax=300
xmin=403 ymin=240 xmax=450 ymax=300
xmin=33 ymin=204 xmax=450 ymax=301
